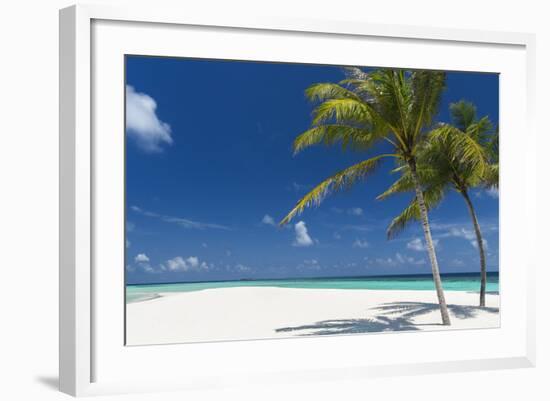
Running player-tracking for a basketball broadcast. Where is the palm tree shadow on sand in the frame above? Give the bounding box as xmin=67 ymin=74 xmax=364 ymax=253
xmin=275 ymin=302 xmax=499 ymax=336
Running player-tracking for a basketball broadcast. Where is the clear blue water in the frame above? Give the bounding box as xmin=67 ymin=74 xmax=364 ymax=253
xmin=126 ymin=272 xmax=499 ymax=303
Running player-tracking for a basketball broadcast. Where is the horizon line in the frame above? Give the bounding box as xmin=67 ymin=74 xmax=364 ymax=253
xmin=127 ymin=269 xmax=500 ymax=287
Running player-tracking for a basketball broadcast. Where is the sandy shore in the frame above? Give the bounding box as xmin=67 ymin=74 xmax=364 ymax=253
xmin=126 ymin=287 xmax=500 ymax=345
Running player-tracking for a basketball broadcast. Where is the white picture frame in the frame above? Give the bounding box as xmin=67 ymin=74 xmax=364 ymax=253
xmin=59 ymin=3 xmax=536 ymax=397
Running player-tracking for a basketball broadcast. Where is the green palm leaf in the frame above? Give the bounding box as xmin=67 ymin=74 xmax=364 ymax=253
xmin=386 ymin=185 xmax=445 ymax=239
xmin=427 ymin=123 xmax=487 ymax=181
xmin=377 ymin=166 xmax=445 ymax=201
xmin=484 ymin=163 xmax=499 ymax=188
xmin=450 ymin=100 xmax=477 ymax=132
xmin=466 ymin=116 xmax=493 ymax=140
xmin=305 ymin=83 xmax=361 ymax=103
xmin=311 ymin=98 xmax=374 ymax=126
xmin=410 ymin=70 xmax=446 ymax=140
xmin=280 ymin=154 xmax=391 ymax=226
xmin=292 ymin=125 xmax=381 ymax=154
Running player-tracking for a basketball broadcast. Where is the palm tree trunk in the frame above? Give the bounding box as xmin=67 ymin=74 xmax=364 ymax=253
xmin=460 ymin=189 xmax=487 ymax=307
xmin=409 ymin=160 xmax=451 ymax=325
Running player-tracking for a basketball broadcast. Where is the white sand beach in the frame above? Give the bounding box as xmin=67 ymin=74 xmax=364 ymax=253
xmin=126 ymin=287 xmax=500 ymax=345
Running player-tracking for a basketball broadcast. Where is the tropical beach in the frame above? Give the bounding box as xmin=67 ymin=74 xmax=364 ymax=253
xmin=126 ymin=281 xmax=499 ymax=345
xmin=125 ymin=57 xmax=499 ymax=345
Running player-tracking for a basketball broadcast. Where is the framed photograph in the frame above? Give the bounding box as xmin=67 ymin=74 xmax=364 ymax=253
xmin=59 ymin=4 xmax=536 ymax=396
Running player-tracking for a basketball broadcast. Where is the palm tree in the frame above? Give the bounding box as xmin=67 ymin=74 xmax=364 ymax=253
xmin=484 ymin=125 xmax=499 ymax=189
xmin=279 ymin=67 xmax=452 ymax=325
xmin=378 ymin=100 xmax=496 ymax=306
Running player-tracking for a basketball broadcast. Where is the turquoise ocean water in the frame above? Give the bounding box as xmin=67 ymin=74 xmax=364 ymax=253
xmin=126 ymin=272 xmax=499 ymax=303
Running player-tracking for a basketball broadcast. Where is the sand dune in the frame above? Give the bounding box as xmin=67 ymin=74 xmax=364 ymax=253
xmin=126 ymin=287 xmax=500 ymax=346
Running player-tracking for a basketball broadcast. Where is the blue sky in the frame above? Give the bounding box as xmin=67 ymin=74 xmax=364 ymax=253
xmin=125 ymin=56 xmax=499 ymax=284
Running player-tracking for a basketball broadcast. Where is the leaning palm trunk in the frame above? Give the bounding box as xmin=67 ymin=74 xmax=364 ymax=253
xmin=409 ymin=161 xmax=451 ymax=325
xmin=461 ymin=189 xmax=487 ymax=307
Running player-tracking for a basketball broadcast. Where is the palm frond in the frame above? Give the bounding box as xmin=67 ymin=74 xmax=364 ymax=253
xmin=279 ymin=155 xmax=390 ymax=226
xmin=386 ymin=200 xmax=421 ymax=240
xmin=450 ymin=100 xmax=477 ymax=132
xmin=376 ymin=173 xmax=416 ymax=200
xmin=427 ymin=123 xmax=487 ymax=181
xmin=292 ymin=125 xmax=381 ymax=154
xmin=311 ymin=98 xmax=372 ymax=126
xmin=305 ymin=83 xmax=361 ymax=103
xmin=377 ymin=164 xmax=448 ymax=201
xmin=341 ymin=67 xmax=369 ymax=81
xmin=363 ymin=69 xmax=409 ymax=133
xmin=484 ymin=163 xmax=499 ymax=188
xmin=485 ymin=127 xmax=499 ymax=163
xmin=483 ymin=127 xmax=499 ymax=188
xmin=466 ymin=116 xmax=493 ymax=140
xmin=338 ymin=78 xmax=378 ymax=104
xmin=410 ymin=70 xmax=446 ymax=139
xmin=386 ymin=185 xmax=444 ymax=239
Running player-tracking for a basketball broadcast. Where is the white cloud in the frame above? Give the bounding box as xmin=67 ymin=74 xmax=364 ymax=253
xmin=407 ymin=238 xmax=424 ymax=251
xmin=395 ymin=253 xmax=406 ymax=264
xmin=450 ymin=258 xmax=465 ymax=267
xmin=332 ymin=207 xmax=364 ymax=216
xmin=406 ymin=237 xmax=439 ymax=252
xmin=126 ymin=239 xmax=131 ymax=248
xmin=338 ymin=224 xmax=372 ymax=232
xmin=166 ymin=257 xmax=184 ymax=271
xmin=373 ymin=257 xmax=398 ymax=267
xmin=293 ymin=221 xmax=314 ymax=247
xmin=444 ymin=227 xmax=489 ymax=250
xmin=348 ymin=207 xmax=364 ymax=216
xmin=234 ymin=264 xmax=251 ymax=272
xmin=368 ymin=252 xmax=425 ymax=267
xmin=475 ymin=188 xmax=499 ymax=199
xmin=223 ymin=263 xmax=252 ymax=273
xmin=486 ymin=187 xmax=499 ymax=198
xmin=129 ymin=253 xmax=213 ymax=274
xmin=166 ymin=256 xmax=208 ymax=272
xmin=261 ymin=214 xmax=276 ymax=226
xmin=298 ymin=259 xmax=321 ymax=271
xmin=289 ymin=182 xmax=311 ymax=192
xmin=395 ymin=252 xmax=426 ymax=265
xmin=141 ymin=264 xmax=156 ymax=273
xmin=471 ymin=238 xmax=489 ymax=250
xmin=133 ymin=253 xmax=156 ymax=273
xmin=161 ymin=216 xmax=229 ymax=230
xmin=449 ymin=227 xmax=476 ymax=241
xmin=432 ymin=221 xmax=496 ymax=241
xmin=126 ymin=85 xmax=173 ymax=153
xmin=134 ymin=253 xmax=150 ymax=263
xmin=186 ymin=256 xmax=199 ymax=268
xmin=352 ymin=239 xmax=369 ymax=248
xmin=333 ymin=232 xmax=342 ymax=240
xmin=131 ymin=205 xmax=230 ymax=230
